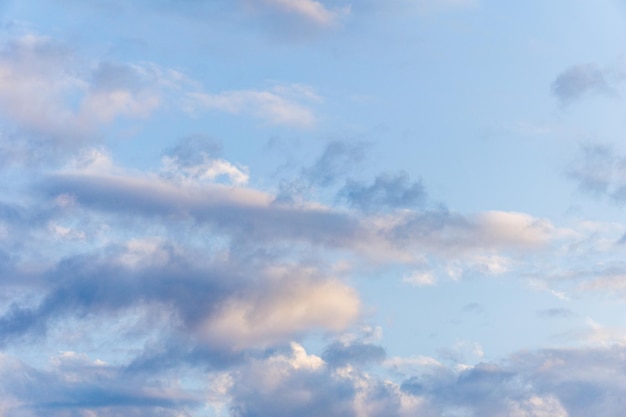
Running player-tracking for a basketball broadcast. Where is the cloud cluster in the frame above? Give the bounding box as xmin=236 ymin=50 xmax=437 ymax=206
xmin=6 ymin=340 xmax=626 ymax=416
xmin=0 ymin=32 xmax=321 ymax=169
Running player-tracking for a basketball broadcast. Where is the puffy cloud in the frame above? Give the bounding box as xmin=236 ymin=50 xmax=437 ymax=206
xmin=230 ymin=343 xmax=429 ymax=417
xmin=0 ymin=351 xmax=200 ymax=417
xmin=0 ymin=36 xmax=173 ymax=145
xmin=0 ymin=242 xmax=360 ymax=351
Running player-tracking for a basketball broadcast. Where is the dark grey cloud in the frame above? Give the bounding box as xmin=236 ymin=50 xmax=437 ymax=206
xmin=552 ymin=64 xmax=613 ymax=105
xmin=339 ymin=171 xmax=426 ymax=212
xmin=0 ymin=246 xmax=231 ymax=346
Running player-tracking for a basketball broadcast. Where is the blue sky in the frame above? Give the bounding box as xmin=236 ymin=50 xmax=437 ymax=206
xmin=2 ymin=0 xmax=626 ymax=416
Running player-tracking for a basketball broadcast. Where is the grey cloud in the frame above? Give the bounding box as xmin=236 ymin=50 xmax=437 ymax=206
xmin=397 ymin=346 xmax=626 ymax=417
xmin=567 ymin=143 xmax=626 ymax=204
xmin=0 ymin=354 xmax=201 ymax=417
xmin=90 ymin=61 xmax=147 ymax=92
xmin=506 ymin=347 xmax=626 ymax=417
xmin=568 ymin=143 xmax=615 ymax=196
xmin=537 ymin=307 xmax=576 ymax=318
xmin=339 ymin=171 xmax=426 ymax=212
xmin=0 ymin=248 xmax=230 ymax=345
xmin=231 ymin=367 xmax=357 ymax=417
xmin=43 ymin=172 xmax=362 ymax=247
xmin=552 ymin=64 xmax=613 ymax=104
xmin=230 ymin=345 xmax=415 ymax=417
xmin=389 ymin=207 xmax=463 ymax=242
xmin=164 ymin=134 xmax=223 ymax=165
xmin=322 ymin=340 xmax=386 ymax=367
xmin=304 ymin=140 xmax=368 ymax=187
xmin=461 ymin=302 xmax=483 ymax=314
xmin=0 ymin=239 xmax=360 ymax=355
xmin=272 ymin=178 xmax=311 ymax=206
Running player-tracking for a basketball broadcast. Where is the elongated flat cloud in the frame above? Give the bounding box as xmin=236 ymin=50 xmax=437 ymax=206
xmin=188 ymin=84 xmax=320 ymax=127
xmin=258 ymin=0 xmax=351 ymax=26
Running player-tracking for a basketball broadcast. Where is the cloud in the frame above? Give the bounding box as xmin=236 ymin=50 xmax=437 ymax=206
xmin=0 ymin=32 xmax=318 ymax=170
xmin=0 ymin=242 xmax=360 ymax=351
xmin=403 ymin=270 xmax=436 ymax=286
xmin=552 ymin=64 xmax=613 ymax=105
xmin=161 ymin=138 xmax=250 ymax=187
xmin=230 ymin=343 xmax=427 ymax=417
xmin=187 ymin=83 xmax=320 ymax=127
xmin=322 ymin=340 xmax=386 ymax=367
xmin=391 ymin=209 xmax=558 ymax=253
xmin=229 ymin=343 xmax=626 ymax=417
xmin=8 ymin=340 xmax=626 ymax=417
xmin=339 ymin=172 xmax=426 ymax=212
xmin=304 ymin=140 xmax=368 ymax=186
xmin=0 ymin=36 xmax=172 ymax=145
xmin=567 ymin=143 xmax=626 ymax=203
xmin=0 ymin=351 xmax=201 ymax=417
xmin=537 ymin=308 xmax=576 ymax=319
xmin=255 ymin=0 xmax=351 ymax=26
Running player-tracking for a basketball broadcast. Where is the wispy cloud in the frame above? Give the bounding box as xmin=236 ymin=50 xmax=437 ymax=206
xmin=552 ymin=63 xmax=613 ymax=105
xmin=256 ymin=0 xmax=351 ymax=26
xmin=187 ymin=84 xmax=320 ymax=127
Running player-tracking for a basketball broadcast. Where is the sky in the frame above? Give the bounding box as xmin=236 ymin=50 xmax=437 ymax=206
xmin=2 ymin=0 xmax=626 ymax=416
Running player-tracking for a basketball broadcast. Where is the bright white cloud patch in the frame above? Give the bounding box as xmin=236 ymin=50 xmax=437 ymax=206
xmin=198 ymin=269 xmax=360 ymax=349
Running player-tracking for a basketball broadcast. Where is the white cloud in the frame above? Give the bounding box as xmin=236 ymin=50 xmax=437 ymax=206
xmin=507 ymin=396 xmax=568 ymax=417
xmin=198 ymin=267 xmax=360 ymax=349
xmin=162 ymin=155 xmax=250 ymax=186
xmin=252 ymin=0 xmax=350 ymax=26
xmin=187 ymin=84 xmax=319 ymax=127
xmin=0 ymin=37 xmax=175 ymax=145
xmin=402 ymin=270 xmax=436 ymax=286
